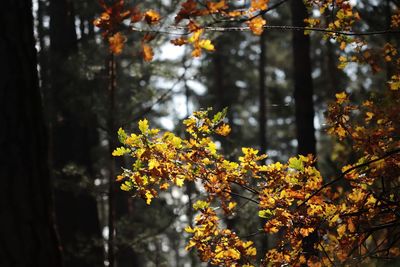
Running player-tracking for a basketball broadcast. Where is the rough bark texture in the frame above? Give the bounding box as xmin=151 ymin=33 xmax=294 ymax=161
xmin=0 ymin=0 xmax=61 ymax=266
xmin=290 ymin=0 xmax=317 ymax=157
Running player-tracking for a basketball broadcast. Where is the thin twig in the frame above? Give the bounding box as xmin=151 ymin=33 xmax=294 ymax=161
xmin=297 ymin=148 xmax=400 ymax=208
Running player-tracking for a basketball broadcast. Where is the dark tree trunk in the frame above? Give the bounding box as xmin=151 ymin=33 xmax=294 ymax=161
xmin=0 ymin=0 xmax=62 ymax=266
xmin=258 ymin=29 xmax=269 ymax=254
xmin=290 ymin=0 xmax=317 ymax=157
xmin=48 ymin=1 xmax=103 ymax=266
xmin=290 ymin=0 xmax=318 ymax=260
xmin=259 ymin=31 xmax=268 ymax=156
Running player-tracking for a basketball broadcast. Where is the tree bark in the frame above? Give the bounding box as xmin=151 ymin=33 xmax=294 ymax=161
xmin=290 ymin=0 xmax=317 ymax=157
xmin=0 ymin=0 xmax=62 ymax=266
xmin=290 ymin=0 xmax=318 ymax=260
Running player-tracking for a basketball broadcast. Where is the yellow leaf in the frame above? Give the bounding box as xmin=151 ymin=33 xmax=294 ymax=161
xmin=184 ymin=226 xmax=195 ymax=233
xmin=228 ymin=202 xmax=237 ymax=210
xmin=335 ymin=92 xmax=347 ymax=104
xmin=299 ymin=227 xmax=314 ymax=237
xmin=175 ymin=177 xmax=184 ymax=187
xmin=160 ymin=183 xmax=170 ymax=190
xmin=138 ymin=119 xmax=149 ymax=133
xmin=148 ymin=158 xmax=159 ymax=170
xmin=225 ymin=248 xmax=241 ymax=260
xmin=365 ymin=112 xmax=374 ymax=121
xmin=120 ymin=182 xmax=131 ymax=191
xmin=145 ymin=190 xmax=154 ymax=205
xmin=337 ymin=224 xmax=346 ymax=238
xmin=112 ymin=147 xmax=130 ymax=156
xmin=215 ymin=124 xmax=231 ymax=136
xmin=193 ymin=200 xmax=209 ymax=210
xmin=198 ymin=39 xmax=215 ymax=51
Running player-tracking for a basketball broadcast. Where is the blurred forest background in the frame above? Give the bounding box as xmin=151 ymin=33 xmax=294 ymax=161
xmin=1 ymin=0 xmax=398 ymax=266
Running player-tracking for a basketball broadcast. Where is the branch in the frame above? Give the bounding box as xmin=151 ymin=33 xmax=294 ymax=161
xmin=131 ymin=25 xmax=400 ymax=37
xmin=297 ymin=148 xmax=400 ymax=208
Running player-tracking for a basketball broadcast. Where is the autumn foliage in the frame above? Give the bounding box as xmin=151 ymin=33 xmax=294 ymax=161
xmin=94 ymin=0 xmax=400 ymax=265
xmin=113 ymin=95 xmax=400 ymax=265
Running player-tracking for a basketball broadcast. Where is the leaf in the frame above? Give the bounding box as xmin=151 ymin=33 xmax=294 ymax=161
xmin=215 ymin=124 xmax=231 ymax=136
xmin=258 ymin=209 xmax=274 ymax=219
xmin=112 ymin=147 xmax=131 ymax=156
xmin=335 ymin=92 xmax=347 ymax=104
xmin=118 ymin=127 xmax=127 ymax=143
xmin=145 ymin=190 xmax=154 ymax=205
xmin=193 ymin=200 xmax=209 ymax=210
xmin=171 ymin=37 xmax=188 ymax=46
xmin=251 ymin=0 xmax=268 ymax=10
xmin=198 ymin=39 xmax=215 ymax=51
xmin=248 ymin=17 xmax=266 ymax=35
xmin=207 ymin=0 xmax=228 ymax=13
xmin=184 ymin=226 xmax=195 ymax=233
xmin=175 ymin=177 xmax=184 ymax=187
xmin=337 ymin=224 xmax=346 ymax=238
xmin=138 ymin=119 xmax=149 ymax=133
xmin=288 ymin=157 xmax=304 ymax=171
xmin=142 ymin=43 xmax=154 ymax=62
xmin=228 ymin=202 xmax=237 ymax=210
xmin=144 ymin=9 xmax=160 ymax=25
xmin=148 ymin=158 xmax=160 ymax=170
xmin=212 ymin=107 xmax=227 ymax=123
xmin=108 ymin=32 xmax=126 ymax=55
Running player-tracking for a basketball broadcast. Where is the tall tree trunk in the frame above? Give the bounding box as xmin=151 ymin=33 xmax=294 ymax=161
xmin=258 ymin=29 xmax=269 ymax=254
xmin=290 ymin=0 xmax=318 ymax=260
xmin=290 ymin=0 xmax=317 ymax=157
xmin=259 ymin=30 xmax=268 ymax=156
xmin=48 ymin=1 xmax=103 ymax=266
xmin=0 ymin=0 xmax=61 ymax=266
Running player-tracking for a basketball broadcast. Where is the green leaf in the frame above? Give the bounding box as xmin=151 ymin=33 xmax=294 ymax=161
xmin=258 ymin=209 xmax=274 ymax=219
xmin=118 ymin=127 xmax=127 ymax=143
xmin=288 ymin=157 xmax=304 ymax=171
xmin=212 ymin=107 xmax=227 ymax=123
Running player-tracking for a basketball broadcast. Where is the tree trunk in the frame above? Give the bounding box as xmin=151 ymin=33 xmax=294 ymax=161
xmin=0 ymin=0 xmax=62 ymax=266
xmin=258 ymin=29 xmax=269 ymax=254
xmin=48 ymin=1 xmax=103 ymax=266
xmin=290 ymin=0 xmax=318 ymax=260
xmin=290 ymin=0 xmax=317 ymax=157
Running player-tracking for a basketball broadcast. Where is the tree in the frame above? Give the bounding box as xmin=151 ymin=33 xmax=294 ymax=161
xmin=290 ymin=0 xmax=316 ymax=157
xmin=0 ymin=0 xmax=61 ymax=265
xmin=95 ymin=0 xmax=400 ymax=265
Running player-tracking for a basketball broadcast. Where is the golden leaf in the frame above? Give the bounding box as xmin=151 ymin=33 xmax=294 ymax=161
xmin=108 ymin=32 xmax=126 ymax=55
xmin=248 ymin=17 xmax=266 ymax=35
xmin=144 ymin=9 xmax=160 ymax=25
xmin=142 ymin=44 xmax=154 ymax=62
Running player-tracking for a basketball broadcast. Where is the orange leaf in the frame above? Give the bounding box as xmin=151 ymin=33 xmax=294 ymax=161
xmin=142 ymin=43 xmax=154 ymax=62
xmin=144 ymin=9 xmax=160 ymax=25
xmin=248 ymin=17 xmax=266 ymax=35
xmin=171 ymin=37 xmax=188 ymax=46
xmin=108 ymin=32 xmax=126 ymax=55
